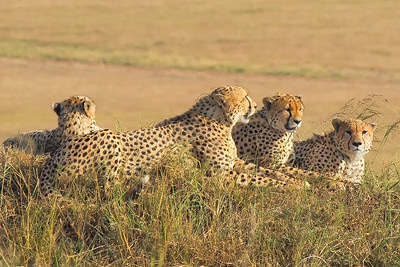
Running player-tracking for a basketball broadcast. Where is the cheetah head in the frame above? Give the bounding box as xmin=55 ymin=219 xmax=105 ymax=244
xmin=52 ymin=95 xmax=101 ymax=136
xmin=211 ymin=85 xmax=257 ymax=125
xmin=261 ymin=93 xmax=304 ymax=132
xmin=332 ymin=118 xmax=376 ymax=158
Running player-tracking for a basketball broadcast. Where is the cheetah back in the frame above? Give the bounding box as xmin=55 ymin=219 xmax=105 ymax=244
xmin=40 ymin=86 xmax=261 ymax=196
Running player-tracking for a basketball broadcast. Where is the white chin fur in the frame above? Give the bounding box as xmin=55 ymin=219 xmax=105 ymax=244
xmin=240 ymin=116 xmax=250 ymax=124
xmin=350 ymin=148 xmax=368 ymax=158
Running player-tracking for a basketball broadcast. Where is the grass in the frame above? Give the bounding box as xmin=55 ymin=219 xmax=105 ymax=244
xmin=1 ymin=148 xmax=399 ymax=266
xmin=0 ymin=38 xmax=347 ymax=78
xmin=1 ymin=0 xmax=400 ymax=81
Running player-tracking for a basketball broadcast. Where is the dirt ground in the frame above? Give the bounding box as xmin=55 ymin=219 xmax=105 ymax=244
xmin=1 ymin=58 xmax=399 ymax=168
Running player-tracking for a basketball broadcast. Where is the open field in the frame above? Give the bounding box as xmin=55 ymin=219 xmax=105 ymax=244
xmin=1 ymin=0 xmax=400 ymax=82
xmin=1 ymin=0 xmax=400 ymax=266
xmin=1 ymin=58 xmax=400 ymax=169
xmin=1 ymin=0 xmax=400 ymax=168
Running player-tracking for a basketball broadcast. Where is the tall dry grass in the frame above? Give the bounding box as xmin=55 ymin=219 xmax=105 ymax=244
xmin=1 ymin=145 xmax=399 ymax=266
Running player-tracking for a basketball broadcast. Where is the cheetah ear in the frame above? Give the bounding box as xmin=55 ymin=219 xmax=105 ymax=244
xmin=52 ymin=102 xmax=63 ymax=116
xmin=295 ymin=95 xmax=303 ymax=100
xmin=83 ymin=100 xmax=96 ymax=117
xmin=262 ymin=97 xmax=273 ymax=110
xmin=370 ymin=123 xmax=377 ymax=131
xmin=332 ymin=118 xmax=344 ymax=132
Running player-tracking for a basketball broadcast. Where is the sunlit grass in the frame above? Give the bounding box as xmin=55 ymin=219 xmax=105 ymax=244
xmin=1 ymin=0 xmax=400 ymax=81
xmin=1 ymin=147 xmax=399 ymax=266
xmin=0 ymin=38 xmax=347 ymax=79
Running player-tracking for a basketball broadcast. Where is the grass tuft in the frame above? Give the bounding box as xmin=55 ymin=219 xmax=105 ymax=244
xmin=0 ymin=147 xmax=399 ymax=266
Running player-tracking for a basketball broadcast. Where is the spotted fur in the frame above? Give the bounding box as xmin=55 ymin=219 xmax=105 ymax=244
xmin=40 ymin=86 xmax=308 ymax=196
xmin=288 ymin=118 xmax=376 ymax=183
xmin=233 ymin=93 xmax=304 ymax=167
xmin=2 ymin=96 xmax=101 ymax=155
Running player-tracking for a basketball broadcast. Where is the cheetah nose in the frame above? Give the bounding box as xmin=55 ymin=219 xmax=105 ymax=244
xmin=352 ymin=141 xmax=362 ymax=147
xmin=294 ymin=119 xmax=302 ymax=125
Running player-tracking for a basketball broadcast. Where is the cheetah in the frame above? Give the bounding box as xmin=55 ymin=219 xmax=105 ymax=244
xmin=40 ymin=86 xmax=309 ymax=196
xmin=233 ymin=93 xmax=303 ymax=167
xmin=288 ymin=118 xmax=376 ymax=184
xmin=232 ymin=93 xmax=347 ymax=188
xmin=3 ymin=95 xmax=101 ymax=155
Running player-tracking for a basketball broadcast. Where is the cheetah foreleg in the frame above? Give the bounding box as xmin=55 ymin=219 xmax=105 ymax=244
xmin=233 ymin=159 xmax=310 ymax=189
xmin=277 ymin=166 xmax=346 ymax=190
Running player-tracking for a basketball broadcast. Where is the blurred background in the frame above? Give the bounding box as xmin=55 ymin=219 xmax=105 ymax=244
xmin=1 ymin=0 xmax=399 ymax=168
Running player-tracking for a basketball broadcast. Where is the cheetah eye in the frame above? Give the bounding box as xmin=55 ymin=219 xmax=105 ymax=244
xmin=345 ymin=130 xmax=352 ymax=135
xmin=285 ymin=107 xmax=291 ymax=112
xmin=362 ymin=130 xmax=368 ymax=135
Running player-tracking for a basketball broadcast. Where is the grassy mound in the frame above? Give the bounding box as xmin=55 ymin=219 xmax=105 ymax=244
xmin=0 ymin=149 xmax=399 ymax=266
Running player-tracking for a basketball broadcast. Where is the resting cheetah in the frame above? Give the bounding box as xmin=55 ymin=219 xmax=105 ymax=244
xmin=233 ymin=93 xmax=303 ymax=167
xmin=232 ymin=93 xmax=347 ymax=188
xmin=3 ymin=96 xmax=101 ymax=155
xmin=288 ymin=118 xmax=376 ymax=183
xmin=40 ymin=86 xmax=308 ymax=196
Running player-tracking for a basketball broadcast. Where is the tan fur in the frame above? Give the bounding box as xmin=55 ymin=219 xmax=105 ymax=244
xmin=2 ymin=96 xmax=101 ymax=155
xmin=40 ymin=86 xmax=309 ymax=196
xmin=288 ymin=118 xmax=376 ymax=183
xmin=233 ymin=93 xmax=303 ymax=167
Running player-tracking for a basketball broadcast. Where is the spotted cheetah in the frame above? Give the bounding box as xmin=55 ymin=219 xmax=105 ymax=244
xmin=288 ymin=118 xmax=376 ymax=184
xmin=40 ymin=86 xmax=309 ymax=196
xmin=3 ymin=96 xmax=101 ymax=155
xmin=232 ymin=93 xmax=348 ymax=188
xmin=233 ymin=93 xmax=303 ymax=167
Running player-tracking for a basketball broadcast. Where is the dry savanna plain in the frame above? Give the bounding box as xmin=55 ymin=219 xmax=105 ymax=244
xmin=0 ymin=0 xmax=400 ymax=266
